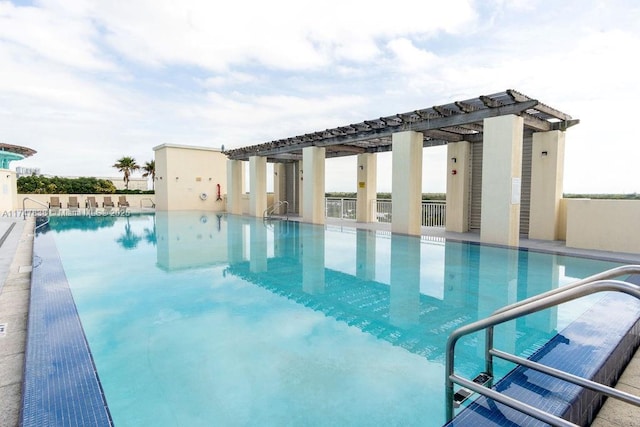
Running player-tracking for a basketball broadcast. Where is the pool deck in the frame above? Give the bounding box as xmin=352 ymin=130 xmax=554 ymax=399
xmin=0 ymin=215 xmax=639 ymax=426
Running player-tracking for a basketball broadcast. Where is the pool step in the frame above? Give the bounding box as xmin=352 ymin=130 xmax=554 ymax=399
xmin=453 ymin=372 xmax=493 ymax=408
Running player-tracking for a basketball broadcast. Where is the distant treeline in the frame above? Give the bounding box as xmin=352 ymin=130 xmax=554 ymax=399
xmin=326 ymin=192 xmax=446 ymax=200
xmin=326 ymin=192 xmax=640 ymax=200
xmin=563 ymin=193 xmax=640 ymax=200
xmin=17 ymin=175 xmax=154 ymax=194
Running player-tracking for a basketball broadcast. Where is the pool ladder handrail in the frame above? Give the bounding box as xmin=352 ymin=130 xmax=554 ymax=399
xmin=445 ymin=265 xmax=640 ymax=427
xmin=22 ymin=197 xmax=50 ymax=231
xmin=263 ymin=201 xmax=289 ymax=221
xmin=140 ymin=197 xmax=156 ymax=209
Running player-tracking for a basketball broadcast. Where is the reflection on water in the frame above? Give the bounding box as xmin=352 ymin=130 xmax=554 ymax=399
xmin=150 ymin=213 xmax=619 ymax=366
xmin=48 ymin=212 xmax=623 ymax=427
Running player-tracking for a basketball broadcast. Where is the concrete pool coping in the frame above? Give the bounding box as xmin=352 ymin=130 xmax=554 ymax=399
xmin=1 ymin=214 xmax=639 ymax=426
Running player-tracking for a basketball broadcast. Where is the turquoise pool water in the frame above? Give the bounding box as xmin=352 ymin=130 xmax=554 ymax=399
xmin=46 ymin=212 xmax=622 ymax=427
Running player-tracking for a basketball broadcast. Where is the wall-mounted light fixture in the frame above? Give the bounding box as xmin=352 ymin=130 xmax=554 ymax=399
xmin=451 ymin=157 xmax=457 ymax=163
xmin=541 ymin=151 xmax=548 ymax=157
xmin=175 ymin=177 xmax=179 ymax=180
xmin=359 ymin=165 xmax=364 ymax=170
xmin=274 ymin=171 xmax=278 ymax=176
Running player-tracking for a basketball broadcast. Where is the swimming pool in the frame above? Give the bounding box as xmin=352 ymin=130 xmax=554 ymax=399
xmin=27 ymin=212 xmax=624 ymax=426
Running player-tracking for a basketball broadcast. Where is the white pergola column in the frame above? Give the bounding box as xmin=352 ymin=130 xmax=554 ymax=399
xmin=529 ymin=130 xmax=566 ymax=240
xmin=273 ymin=163 xmax=286 ymax=205
xmin=445 ymin=141 xmax=471 ymax=232
xmin=480 ymin=115 xmax=523 ymax=246
xmin=226 ymin=159 xmax=244 ymax=215
xmin=249 ymin=156 xmax=267 ymax=218
xmin=302 ymin=146 xmax=325 ymax=224
xmin=297 ymin=160 xmax=304 ymax=217
xmin=356 ymin=153 xmax=377 ymax=223
xmin=391 ymin=131 xmax=423 ymax=236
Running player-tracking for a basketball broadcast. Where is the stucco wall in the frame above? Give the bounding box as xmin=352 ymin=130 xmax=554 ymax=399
xmin=153 ymin=144 xmax=227 ymax=211
xmin=565 ymin=199 xmax=640 ymax=254
xmin=0 ymin=171 xmax=17 ymax=214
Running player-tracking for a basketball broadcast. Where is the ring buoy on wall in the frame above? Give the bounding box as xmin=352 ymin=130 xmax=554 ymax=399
xmin=200 ymin=192 xmax=208 ymax=201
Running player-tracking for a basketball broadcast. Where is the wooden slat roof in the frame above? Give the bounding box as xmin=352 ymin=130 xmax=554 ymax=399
xmin=225 ymin=89 xmax=578 ymax=162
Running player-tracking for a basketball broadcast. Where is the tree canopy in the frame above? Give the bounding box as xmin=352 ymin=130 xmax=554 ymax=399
xmin=17 ymin=176 xmax=117 ymax=194
xmin=142 ymin=160 xmax=155 ymax=190
xmin=113 ymin=156 xmax=140 ymax=190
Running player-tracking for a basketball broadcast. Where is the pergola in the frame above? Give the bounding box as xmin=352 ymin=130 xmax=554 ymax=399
xmin=225 ymin=89 xmax=577 ymax=162
xmin=224 ymin=89 xmax=577 ymax=248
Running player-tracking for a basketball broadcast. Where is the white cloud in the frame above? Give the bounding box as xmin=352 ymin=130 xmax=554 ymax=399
xmin=2 ymin=0 xmax=640 ymax=192
xmin=44 ymin=0 xmax=476 ymax=71
xmin=0 ymin=1 xmax=115 ymax=71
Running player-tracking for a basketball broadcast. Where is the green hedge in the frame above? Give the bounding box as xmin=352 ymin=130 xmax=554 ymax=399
xmin=18 ymin=176 xmax=117 ymax=194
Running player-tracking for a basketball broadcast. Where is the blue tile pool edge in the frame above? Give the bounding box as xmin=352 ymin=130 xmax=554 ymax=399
xmin=20 ymin=229 xmax=113 ymax=426
xmin=446 ymin=292 xmax=640 ymax=426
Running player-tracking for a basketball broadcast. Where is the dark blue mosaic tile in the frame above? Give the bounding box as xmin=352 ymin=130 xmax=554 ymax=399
xmin=21 ymin=230 xmax=112 ymax=427
xmin=445 ymin=293 xmax=640 ymax=426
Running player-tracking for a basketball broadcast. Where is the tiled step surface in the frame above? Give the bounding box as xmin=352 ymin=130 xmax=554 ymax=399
xmin=446 ymin=293 xmax=640 ymax=426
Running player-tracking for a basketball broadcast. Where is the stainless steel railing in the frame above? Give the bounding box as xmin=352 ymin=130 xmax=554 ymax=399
xmin=263 ymin=200 xmax=289 ymax=220
xmin=445 ymin=266 xmax=640 ymax=426
xmin=22 ymin=197 xmax=50 ymax=230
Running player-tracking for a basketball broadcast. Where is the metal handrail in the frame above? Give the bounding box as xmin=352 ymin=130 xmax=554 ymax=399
xmin=485 ymin=265 xmax=640 ymax=376
xmin=445 ymin=275 xmax=640 ymax=426
xmin=263 ymin=201 xmax=289 ymax=220
xmin=22 ymin=197 xmax=50 ymax=230
xmin=140 ymin=198 xmax=156 ymax=208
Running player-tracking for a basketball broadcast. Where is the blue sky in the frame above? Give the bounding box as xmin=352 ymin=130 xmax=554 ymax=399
xmin=1 ymin=0 xmax=639 ymax=193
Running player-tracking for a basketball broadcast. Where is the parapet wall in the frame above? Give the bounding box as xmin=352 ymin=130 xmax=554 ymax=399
xmin=564 ymin=198 xmax=640 ymax=255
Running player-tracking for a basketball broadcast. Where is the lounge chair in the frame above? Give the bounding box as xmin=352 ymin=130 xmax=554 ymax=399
xmin=103 ymin=196 xmax=115 ymax=208
xmin=49 ymin=196 xmax=62 ymax=210
xmin=86 ymin=196 xmax=98 ymax=209
xmin=118 ymin=196 xmax=130 ymax=207
xmin=67 ymin=196 xmax=80 ymax=211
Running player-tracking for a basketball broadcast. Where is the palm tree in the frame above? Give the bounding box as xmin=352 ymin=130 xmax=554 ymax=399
xmin=142 ymin=160 xmax=156 ymax=190
xmin=112 ymin=156 xmax=140 ymax=190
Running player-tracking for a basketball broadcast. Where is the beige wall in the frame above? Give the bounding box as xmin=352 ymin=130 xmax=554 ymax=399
xmin=529 ymin=131 xmax=565 ymax=240
xmin=445 ymin=141 xmax=471 ymax=232
xmin=153 ymin=144 xmax=227 ymax=211
xmin=356 ymin=153 xmax=377 ymax=223
xmin=558 ymin=198 xmax=568 ymax=241
xmin=565 ymin=199 xmax=640 ymax=254
xmin=239 ymin=193 xmax=275 ymax=216
xmin=0 ymin=170 xmax=17 ymax=214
